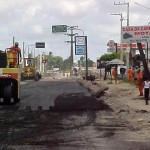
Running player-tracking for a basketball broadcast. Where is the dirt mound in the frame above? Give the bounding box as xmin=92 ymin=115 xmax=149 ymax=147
xmin=53 ymin=92 xmax=112 ymax=111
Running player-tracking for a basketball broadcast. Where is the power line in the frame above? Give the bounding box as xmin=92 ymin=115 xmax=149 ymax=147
xmin=135 ymin=2 xmax=150 ymax=10
xmin=134 ymin=2 xmax=150 ymax=25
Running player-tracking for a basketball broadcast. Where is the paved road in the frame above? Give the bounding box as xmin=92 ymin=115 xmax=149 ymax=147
xmin=20 ymin=77 xmax=91 ymax=110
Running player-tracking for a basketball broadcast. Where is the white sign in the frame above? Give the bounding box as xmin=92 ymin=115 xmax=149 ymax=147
xmin=75 ymin=36 xmax=85 ymax=45
xmin=122 ymin=26 xmax=150 ymax=43
xmin=107 ymin=40 xmax=116 ymax=52
xmin=107 ymin=47 xmax=116 ymax=52
xmin=107 ymin=40 xmax=115 ymax=47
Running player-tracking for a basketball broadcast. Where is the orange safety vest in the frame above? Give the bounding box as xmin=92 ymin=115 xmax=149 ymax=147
xmin=137 ymin=71 xmax=144 ymax=96
xmin=137 ymin=71 xmax=143 ymax=82
xmin=112 ymin=69 xmax=117 ymax=77
xmin=128 ymin=69 xmax=133 ymax=77
xmin=7 ymin=46 xmax=21 ymax=67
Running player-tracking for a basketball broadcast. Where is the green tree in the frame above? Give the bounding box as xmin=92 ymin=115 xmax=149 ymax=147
xmin=63 ymin=57 xmax=71 ymax=71
xmin=45 ymin=52 xmax=63 ymax=70
xmin=49 ymin=51 xmax=53 ymax=56
xmin=53 ymin=56 xmax=63 ymax=69
xmin=78 ymin=56 xmax=84 ymax=67
xmin=100 ymin=52 xmax=118 ymax=61
xmin=87 ymin=58 xmax=93 ymax=67
xmin=78 ymin=56 xmax=93 ymax=67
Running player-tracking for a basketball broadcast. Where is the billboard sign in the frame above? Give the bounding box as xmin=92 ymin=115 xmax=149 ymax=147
xmin=122 ymin=26 xmax=150 ymax=43
xmin=97 ymin=60 xmax=109 ymax=69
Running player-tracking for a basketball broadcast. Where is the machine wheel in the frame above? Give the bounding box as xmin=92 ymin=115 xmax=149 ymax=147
xmin=14 ymin=85 xmax=21 ymax=103
xmin=21 ymin=73 xmax=25 ymax=81
xmin=14 ymin=98 xmax=20 ymax=103
xmin=34 ymin=74 xmax=39 ymax=81
xmin=4 ymin=85 xmax=12 ymax=104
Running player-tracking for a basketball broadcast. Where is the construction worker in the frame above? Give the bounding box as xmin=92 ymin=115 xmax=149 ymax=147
xmin=137 ymin=68 xmax=144 ymax=96
xmin=8 ymin=42 xmax=22 ymax=67
xmin=127 ymin=67 xmax=133 ymax=84
xmin=112 ymin=68 xmax=117 ymax=79
xmin=133 ymin=66 xmax=138 ymax=87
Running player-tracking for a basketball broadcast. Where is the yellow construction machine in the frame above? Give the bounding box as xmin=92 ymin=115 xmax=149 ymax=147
xmin=21 ymin=58 xmax=41 ymax=81
xmin=0 ymin=48 xmax=21 ymax=104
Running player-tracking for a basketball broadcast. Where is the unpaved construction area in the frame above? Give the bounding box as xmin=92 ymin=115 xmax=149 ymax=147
xmin=0 ymin=108 xmax=150 ymax=150
xmin=0 ymin=78 xmax=150 ymax=150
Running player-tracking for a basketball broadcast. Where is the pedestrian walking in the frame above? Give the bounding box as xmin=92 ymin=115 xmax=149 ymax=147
xmin=143 ymin=77 xmax=150 ymax=105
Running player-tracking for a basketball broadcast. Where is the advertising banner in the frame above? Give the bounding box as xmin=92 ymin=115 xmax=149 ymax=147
xmin=122 ymin=26 xmax=150 ymax=43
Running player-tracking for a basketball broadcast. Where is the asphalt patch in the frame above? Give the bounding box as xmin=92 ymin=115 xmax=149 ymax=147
xmin=52 ymin=92 xmax=112 ymax=111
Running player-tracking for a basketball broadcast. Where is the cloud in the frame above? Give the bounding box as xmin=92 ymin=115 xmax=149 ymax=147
xmin=0 ymin=0 xmax=150 ymax=61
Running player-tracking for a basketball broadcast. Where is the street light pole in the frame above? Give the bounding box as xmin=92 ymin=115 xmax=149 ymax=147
xmin=114 ymin=2 xmax=129 ymax=69
xmin=111 ymin=13 xmax=123 ymax=61
xmin=65 ymin=26 xmax=85 ymax=76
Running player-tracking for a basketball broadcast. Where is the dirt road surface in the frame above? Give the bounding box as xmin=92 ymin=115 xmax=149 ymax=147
xmin=0 ymin=77 xmax=150 ymax=150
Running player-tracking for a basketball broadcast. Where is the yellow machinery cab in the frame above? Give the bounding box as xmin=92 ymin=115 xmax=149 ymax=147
xmin=0 ymin=49 xmax=21 ymax=104
xmin=21 ymin=58 xmax=41 ymax=81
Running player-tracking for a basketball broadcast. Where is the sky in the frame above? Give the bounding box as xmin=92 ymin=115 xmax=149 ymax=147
xmin=0 ymin=0 xmax=150 ymax=62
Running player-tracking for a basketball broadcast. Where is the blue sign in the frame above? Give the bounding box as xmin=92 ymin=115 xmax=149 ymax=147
xmin=75 ymin=46 xmax=85 ymax=55
xmin=75 ymin=36 xmax=87 ymax=55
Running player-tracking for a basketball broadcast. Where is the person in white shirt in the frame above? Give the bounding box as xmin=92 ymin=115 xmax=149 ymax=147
xmin=143 ymin=77 xmax=150 ymax=105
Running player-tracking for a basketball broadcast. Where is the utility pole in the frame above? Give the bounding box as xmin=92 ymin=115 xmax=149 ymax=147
xmin=114 ymin=2 xmax=129 ymax=26
xmin=111 ymin=13 xmax=123 ymax=61
xmin=22 ymin=42 xmax=25 ymax=67
xmin=114 ymin=2 xmax=129 ymax=70
xmin=66 ymin=26 xmax=78 ymax=75
xmin=13 ymin=37 xmax=15 ymax=46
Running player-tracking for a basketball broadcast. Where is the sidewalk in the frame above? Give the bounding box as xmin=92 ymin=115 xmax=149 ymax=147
xmin=77 ymin=78 xmax=150 ymax=112
xmin=76 ymin=77 xmax=150 ymax=140
xmin=100 ymin=79 xmax=150 ymax=112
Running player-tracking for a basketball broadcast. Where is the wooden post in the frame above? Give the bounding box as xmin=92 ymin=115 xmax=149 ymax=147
xmin=115 ymin=64 xmax=117 ymax=84
xmin=137 ymin=43 xmax=150 ymax=79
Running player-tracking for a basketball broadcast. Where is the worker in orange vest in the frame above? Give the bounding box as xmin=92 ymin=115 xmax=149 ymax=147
xmin=137 ymin=68 xmax=144 ymax=96
xmin=112 ymin=68 xmax=117 ymax=79
xmin=127 ymin=67 xmax=133 ymax=84
xmin=7 ymin=42 xmax=22 ymax=67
